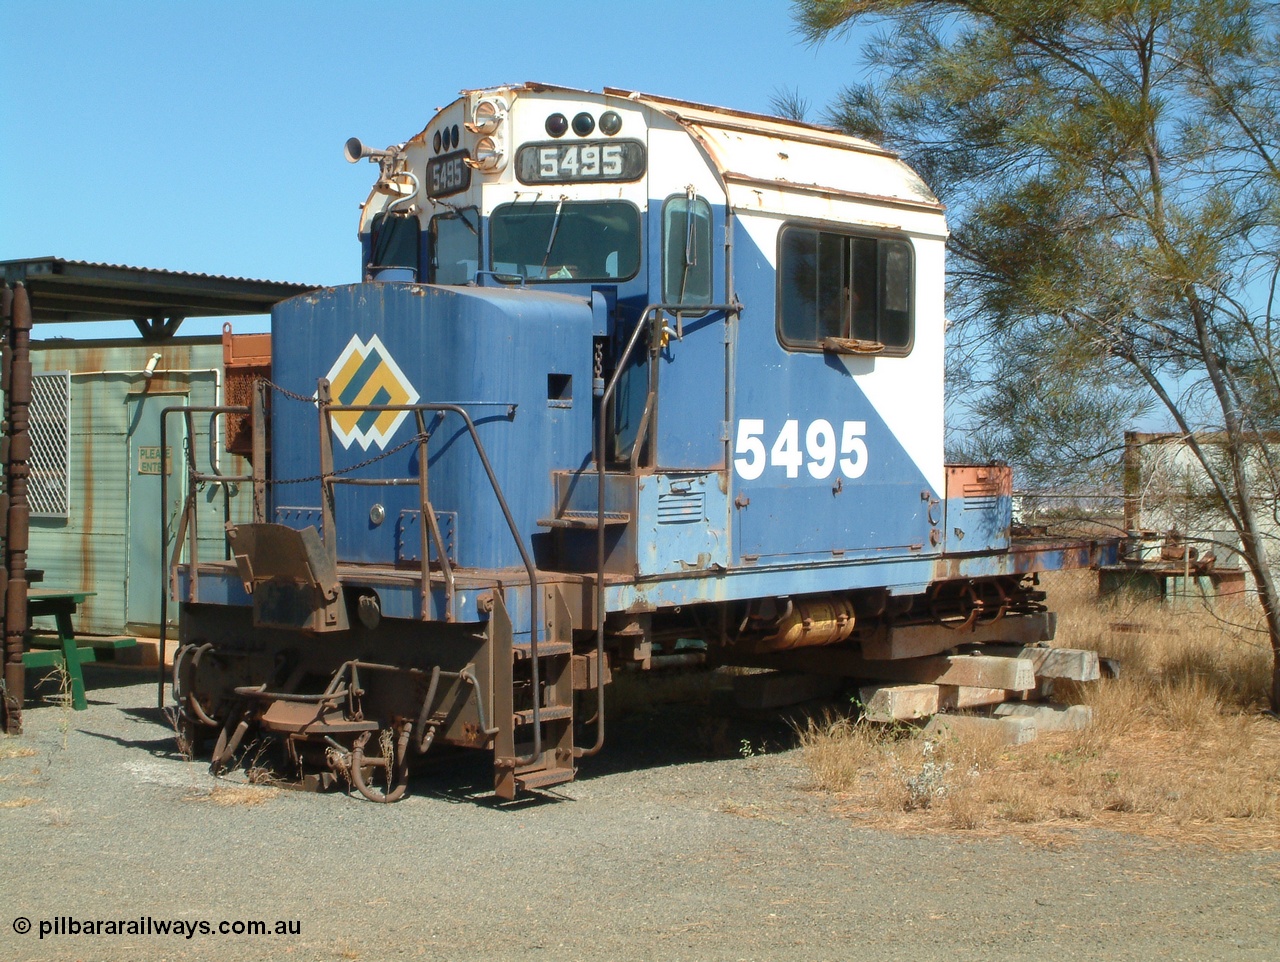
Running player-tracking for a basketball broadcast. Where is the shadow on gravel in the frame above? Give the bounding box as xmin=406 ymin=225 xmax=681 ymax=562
xmin=21 ymin=664 xmax=160 ymax=712
xmin=580 ymin=696 xmax=810 ymax=779
xmin=395 ymin=695 xmax=817 ymax=806
xmin=78 ymin=706 xmax=188 ymax=759
xmin=80 ymin=728 xmax=180 ymax=758
xmin=80 ymin=672 xmax=844 ymax=807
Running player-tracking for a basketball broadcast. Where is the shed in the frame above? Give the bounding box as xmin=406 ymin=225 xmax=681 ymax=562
xmin=3 ymin=259 xmax=309 ymax=644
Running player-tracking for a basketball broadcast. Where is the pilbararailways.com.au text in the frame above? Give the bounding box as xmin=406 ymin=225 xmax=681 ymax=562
xmin=12 ymin=916 xmax=301 ymax=940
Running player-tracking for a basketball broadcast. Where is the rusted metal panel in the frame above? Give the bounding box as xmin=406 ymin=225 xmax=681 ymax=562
xmin=226 ymin=523 xmax=349 ymax=632
xmin=946 ymin=464 xmax=1012 ymax=497
xmin=222 ymin=325 xmax=271 ymax=458
xmin=943 ymin=464 xmax=1012 ymax=555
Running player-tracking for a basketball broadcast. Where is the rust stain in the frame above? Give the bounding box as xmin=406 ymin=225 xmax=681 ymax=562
xmin=80 ymin=399 xmax=95 ymax=598
xmin=946 ymin=463 xmax=1012 ymax=498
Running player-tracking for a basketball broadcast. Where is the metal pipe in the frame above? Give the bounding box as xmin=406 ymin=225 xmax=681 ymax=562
xmin=251 ymin=379 xmax=267 ymax=522
xmin=644 ymin=652 xmax=707 ymax=669
xmin=411 ymin=665 xmax=442 ymax=752
xmin=181 ymin=412 xmax=202 ymax=600
xmin=413 ymin=409 xmax=455 ymax=622
xmin=459 ymin=665 xmax=499 ymax=737
xmin=316 ymin=381 xmax=338 ymax=570
xmin=316 ymin=394 xmax=541 ymax=764
xmin=158 ymin=405 xmax=248 ymax=707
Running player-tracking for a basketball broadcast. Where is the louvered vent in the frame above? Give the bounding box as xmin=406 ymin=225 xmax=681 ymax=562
xmin=657 ymin=491 xmax=704 ymax=524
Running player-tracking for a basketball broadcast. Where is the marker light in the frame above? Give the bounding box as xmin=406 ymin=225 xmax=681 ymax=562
xmin=433 ymin=130 xmax=442 ymax=153
xmin=466 ymin=136 xmax=505 ymax=171
xmin=572 ymin=112 xmax=596 ymax=136
xmin=545 ymin=113 xmax=568 ymax=138
xmin=599 ymin=110 xmax=623 ymax=136
xmin=466 ymin=100 xmax=504 ymax=135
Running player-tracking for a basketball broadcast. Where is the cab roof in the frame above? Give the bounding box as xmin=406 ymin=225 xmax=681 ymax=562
xmin=465 ymin=82 xmax=944 ymax=216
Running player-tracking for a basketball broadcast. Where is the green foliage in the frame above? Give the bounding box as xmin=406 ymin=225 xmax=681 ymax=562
xmin=796 ymin=0 xmax=1280 ymax=455
xmin=768 ymin=86 xmax=812 ymax=122
xmin=795 ymin=0 xmax=1280 ymax=703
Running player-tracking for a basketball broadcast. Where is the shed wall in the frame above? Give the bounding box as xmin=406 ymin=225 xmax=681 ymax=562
xmin=27 ymin=340 xmax=251 ymax=635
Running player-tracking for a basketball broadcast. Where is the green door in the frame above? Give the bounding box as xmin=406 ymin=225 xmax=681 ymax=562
xmin=126 ymin=393 xmax=186 ymax=629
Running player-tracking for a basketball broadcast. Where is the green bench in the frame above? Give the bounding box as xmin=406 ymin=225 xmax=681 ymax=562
xmin=20 ymin=590 xmax=136 ymax=711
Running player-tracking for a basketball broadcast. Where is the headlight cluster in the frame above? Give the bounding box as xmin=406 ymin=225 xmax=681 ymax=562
xmin=431 ymin=125 xmax=461 ymax=154
xmin=545 ymin=110 xmax=623 ymax=139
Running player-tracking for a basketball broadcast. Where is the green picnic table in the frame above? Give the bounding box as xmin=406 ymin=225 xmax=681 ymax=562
xmin=20 ymin=589 xmax=136 ymax=710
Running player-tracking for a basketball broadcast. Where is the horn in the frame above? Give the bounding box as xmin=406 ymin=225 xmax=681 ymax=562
xmin=344 ymin=137 xmax=391 ymax=164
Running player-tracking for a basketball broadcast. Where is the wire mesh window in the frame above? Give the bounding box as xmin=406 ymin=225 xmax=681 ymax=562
xmin=28 ymin=372 xmax=71 ymax=518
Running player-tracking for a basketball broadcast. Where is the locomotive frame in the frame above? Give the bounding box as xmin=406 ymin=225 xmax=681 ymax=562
xmin=165 ymin=83 xmax=1115 ymax=801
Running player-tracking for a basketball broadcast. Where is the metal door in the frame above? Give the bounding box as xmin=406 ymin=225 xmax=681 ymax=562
xmin=126 ymin=393 xmax=186 ymax=628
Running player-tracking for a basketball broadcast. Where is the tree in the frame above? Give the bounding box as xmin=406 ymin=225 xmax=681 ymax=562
xmin=792 ymin=0 xmax=1280 ymax=709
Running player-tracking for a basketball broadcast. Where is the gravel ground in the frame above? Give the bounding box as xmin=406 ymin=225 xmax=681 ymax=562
xmin=2 ymin=664 xmax=1278 ymax=962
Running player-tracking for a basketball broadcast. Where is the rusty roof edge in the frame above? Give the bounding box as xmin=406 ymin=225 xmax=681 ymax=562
xmin=451 ymin=82 xmax=882 ymax=152
xmin=719 ymin=171 xmax=946 ymax=215
xmin=3 ymin=257 xmax=320 ymax=325
xmin=601 ymin=86 xmax=893 ymax=154
xmin=2 ymin=257 xmax=317 ymax=292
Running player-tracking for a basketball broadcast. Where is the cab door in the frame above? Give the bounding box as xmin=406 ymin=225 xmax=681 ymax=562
xmin=651 ymin=192 xmax=725 ymax=470
xmin=637 ymin=193 xmax=733 ymax=575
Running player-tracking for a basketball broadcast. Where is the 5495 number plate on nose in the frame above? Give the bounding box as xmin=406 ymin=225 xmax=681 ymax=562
xmin=426 ymin=150 xmax=472 ymax=198
xmin=516 ymin=139 xmax=646 ymax=184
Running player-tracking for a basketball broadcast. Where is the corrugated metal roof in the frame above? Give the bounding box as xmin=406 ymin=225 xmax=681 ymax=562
xmin=2 ymin=257 xmax=316 ymax=326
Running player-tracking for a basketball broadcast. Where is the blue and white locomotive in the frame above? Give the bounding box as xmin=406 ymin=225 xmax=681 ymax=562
xmin=173 ymin=83 xmax=1111 ymax=801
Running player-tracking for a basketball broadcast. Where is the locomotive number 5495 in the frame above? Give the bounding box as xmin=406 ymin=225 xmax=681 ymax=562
xmin=733 ymin=418 xmax=868 ymax=481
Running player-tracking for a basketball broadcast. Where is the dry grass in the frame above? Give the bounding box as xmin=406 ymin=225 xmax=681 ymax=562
xmin=799 ymin=570 xmax=1280 ymax=849
xmin=184 ymin=784 xmax=281 ymax=807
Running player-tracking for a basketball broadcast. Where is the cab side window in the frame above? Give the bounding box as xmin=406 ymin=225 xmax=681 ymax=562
xmin=662 ymin=194 xmax=712 ymax=308
xmin=777 ymin=225 xmax=913 ymax=355
xmin=369 ymin=212 xmax=421 ymax=277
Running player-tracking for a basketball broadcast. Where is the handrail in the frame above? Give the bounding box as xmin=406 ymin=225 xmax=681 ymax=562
xmin=314 ymin=383 xmax=545 ymax=767
xmin=583 ymin=300 xmax=741 ymax=757
xmin=312 ymin=395 xmax=460 ymax=622
xmin=158 ymin=405 xmax=250 ymax=708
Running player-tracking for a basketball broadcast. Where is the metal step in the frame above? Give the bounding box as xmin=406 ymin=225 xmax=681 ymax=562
xmin=515 ymin=767 xmax=575 ymax=792
xmin=512 ymin=641 xmax=573 ymax=659
xmin=513 ymin=705 xmax=573 ymax=726
xmin=537 ymin=510 xmax=631 ymax=529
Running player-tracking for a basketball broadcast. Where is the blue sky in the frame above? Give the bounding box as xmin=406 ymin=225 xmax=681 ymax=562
xmin=1 ymin=1 xmax=874 ymax=337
